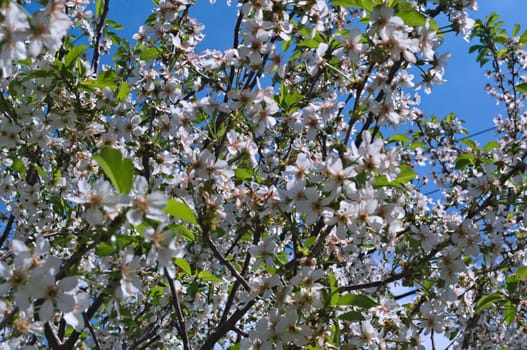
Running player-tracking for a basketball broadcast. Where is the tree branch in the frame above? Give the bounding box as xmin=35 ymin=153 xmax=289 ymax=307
xmin=0 ymin=214 xmax=15 ymax=250
xmin=203 ymin=226 xmax=251 ymax=292
xmin=91 ymin=0 xmax=110 ymax=73
xmin=83 ymin=312 xmax=102 ymax=350
xmin=200 ymin=299 xmax=256 ymax=350
xmin=166 ymin=268 xmax=191 ymax=350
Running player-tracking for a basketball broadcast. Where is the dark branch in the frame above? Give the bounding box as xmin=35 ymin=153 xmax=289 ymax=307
xmin=166 ymin=268 xmax=191 ymax=350
xmin=91 ymin=0 xmax=110 ymax=73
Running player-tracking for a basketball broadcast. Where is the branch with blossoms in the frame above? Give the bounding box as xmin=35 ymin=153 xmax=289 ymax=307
xmin=2 ymin=0 xmax=527 ymax=349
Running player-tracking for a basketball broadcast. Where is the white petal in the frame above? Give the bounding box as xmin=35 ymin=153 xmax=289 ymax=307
xmin=133 ymin=176 xmax=148 ymax=195
xmin=39 ymin=300 xmax=54 ymax=321
xmin=59 ymin=277 xmax=77 ymax=292
xmin=63 ymin=312 xmax=84 ymax=331
xmin=56 ymin=294 xmax=75 ymax=313
xmin=10 ymin=239 xmax=29 ymax=253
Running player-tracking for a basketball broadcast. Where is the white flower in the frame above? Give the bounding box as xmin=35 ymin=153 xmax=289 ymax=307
xmin=0 ymin=254 xmax=33 ymax=310
xmin=63 ymin=292 xmax=90 ymax=331
xmin=126 ymin=176 xmax=167 ymax=226
xmin=31 ymin=275 xmax=77 ymax=321
xmin=143 ymin=224 xmax=185 ymax=277
xmin=0 ymin=3 xmax=29 ymax=76
xmin=249 ymin=238 xmax=277 ymax=267
xmin=68 ymin=179 xmax=118 ymax=225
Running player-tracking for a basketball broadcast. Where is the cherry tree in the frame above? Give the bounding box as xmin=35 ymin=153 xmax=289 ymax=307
xmin=1 ymin=0 xmax=527 ymax=349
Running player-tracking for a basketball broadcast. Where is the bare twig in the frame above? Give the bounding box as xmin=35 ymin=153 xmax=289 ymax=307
xmin=83 ymin=312 xmax=102 ymax=350
xmin=165 ymin=268 xmax=191 ymax=350
xmin=44 ymin=322 xmax=62 ymax=349
xmin=200 ymin=299 xmax=256 ymax=350
xmin=0 ymin=306 xmax=19 ymax=330
xmin=91 ymin=0 xmax=110 ymax=73
xmin=0 ymin=214 xmax=15 ymax=250
xmin=203 ymin=227 xmax=251 ymax=292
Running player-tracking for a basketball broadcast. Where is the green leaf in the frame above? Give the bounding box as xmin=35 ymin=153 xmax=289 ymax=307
xmin=93 ymin=147 xmax=134 ymax=194
xmin=115 ymin=234 xmax=134 ymax=248
xmin=455 ymin=153 xmax=475 ymax=170
xmin=117 ymin=81 xmax=129 ymax=102
xmin=520 ymin=29 xmax=527 ymax=45
xmin=328 ymin=273 xmax=339 ymax=307
xmin=81 ymin=76 xmax=118 ymax=90
xmin=174 ymin=258 xmax=192 ymax=275
xmin=396 ymin=165 xmax=417 ymax=184
xmin=95 ymin=0 xmax=103 ymax=16
xmin=482 ymin=141 xmax=499 ymax=152
xmin=107 ymin=19 xmax=124 ymax=30
xmin=95 ymin=241 xmax=116 ymax=256
xmin=374 ymin=175 xmax=404 ymax=189
xmin=504 ymin=300 xmax=517 ymax=326
xmin=460 ymin=138 xmax=478 ymax=150
xmin=331 ymin=0 xmax=374 ymax=11
xmin=515 ymin=266 xmax=527 ymax=280
xmin=9 ymin=158 xmax=26 ymax=176
xmin=171 ymin=224 xmax=195 ymax=241
xmin=506 ymin=274 xmax=519 ymax=294
xmin=297 ymin=38 xmax=323 ymax=49
xmin=516 ymin=82 xmax=527 ymax=93
xmin=140 ymin=47 xmax=160 ymax=61
xmin=64 ymin=45 xmax=88 ymax=67
xmin=408 ymin=141 xmax=426 ymax=150
xmin=336 ymin=294 xmax=379 ymax=308
xmin=234 ymin=168 xmax=253 ymax=181
xmin=397 ymin=9 xmax=427 ymax=27
xmin=338 ymin=311 xmax=366 ymax=321
xmin=164 ymin=199 xmax=197 ymax=225
xmin=388 ymin=133 xmax=411 ymax=143
xmin=475 ymin=293 xmax=503 ymax=314
xmin=513 ymin=24 xmax=521 ymax=37
xmin=198 ymin=271 xmax=223 ymax=283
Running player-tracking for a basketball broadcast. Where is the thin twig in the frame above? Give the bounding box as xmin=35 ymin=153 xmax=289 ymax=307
xmin=0 ymin=214 xmax=15 ymax=250
xmin=0 ymin=306 xmax=19 ymax=330
xmin=200 ymin=299 xmax=256 ymax=350
xmin=165 ymin=268 xmax=191 ymax=350
xmin=83 ymin=312 xmax=102 ymax=350
xmin=91 ymin=0 xmax=110 ymax=73
xmin=62 ymin=292 xmax=106 ymax=349
xmin=44 ymin=322 xmax=62 ymax=349
xmin=203 ymin=227 xmax=251 ymax=292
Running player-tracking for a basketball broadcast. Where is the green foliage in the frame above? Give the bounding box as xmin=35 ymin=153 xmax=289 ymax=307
xmin=331 ymin=0 xmax=374 ymax=11
xmin=164 ymin=199 xmax=198 ymax=225
xmin=336 ymin=293 xmax=379 ymax=308
xmin=93 ymin=147 xmax=134 ymax=194
xmin=475 ymin=293 xmax=504 ymax=314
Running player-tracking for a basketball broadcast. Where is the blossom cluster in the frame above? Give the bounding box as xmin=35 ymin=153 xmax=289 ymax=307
xmin=1 ymin=0 xmax=527 ymax=349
